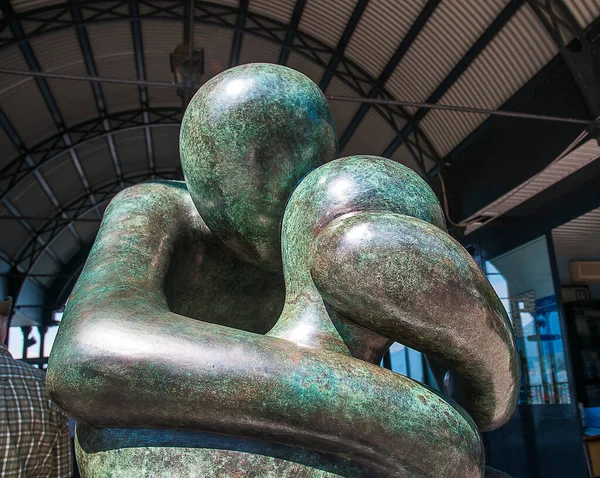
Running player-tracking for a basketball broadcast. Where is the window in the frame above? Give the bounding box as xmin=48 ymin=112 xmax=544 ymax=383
xmin=384 ymin=343 xmax=436 ymax=389
xmin=485 ymin=237 xmax=570 ymax=404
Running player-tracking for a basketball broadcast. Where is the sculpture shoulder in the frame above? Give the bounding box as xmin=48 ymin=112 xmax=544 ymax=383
xmin=103 ymin=180 xmax=211 ymax=237
xmin=76 ymin=180 xmax=213 ymax=288
xmin=108 ymin=180 xmax=192 ymax=215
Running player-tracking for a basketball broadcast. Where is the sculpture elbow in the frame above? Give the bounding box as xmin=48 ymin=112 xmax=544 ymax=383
xmin=46 ymin=323 xmax=119 ymax=424
xmin=310 ymin=211 xmax=521 ymax=432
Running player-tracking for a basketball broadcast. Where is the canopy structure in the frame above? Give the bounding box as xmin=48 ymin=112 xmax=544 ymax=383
xmin=1 ymin=0 xmax=600 ymax=325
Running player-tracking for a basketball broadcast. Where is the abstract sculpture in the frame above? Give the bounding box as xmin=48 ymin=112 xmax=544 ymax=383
xmin=47 ymin=64 xmax=519 ymax=477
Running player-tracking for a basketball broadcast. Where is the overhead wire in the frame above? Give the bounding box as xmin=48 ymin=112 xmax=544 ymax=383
xmin=0 ymin=67 xmax=592 ymax=126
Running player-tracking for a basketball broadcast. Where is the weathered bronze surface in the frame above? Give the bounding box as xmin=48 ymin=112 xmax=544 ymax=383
xmin=47 ymin=63 xmax=520 ymax=477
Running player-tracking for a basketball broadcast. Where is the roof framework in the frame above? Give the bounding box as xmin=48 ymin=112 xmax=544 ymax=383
xmin=1 ymin=0 xmax=599 ymax=322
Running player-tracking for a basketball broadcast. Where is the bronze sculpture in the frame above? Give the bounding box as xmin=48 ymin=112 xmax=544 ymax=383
xmin=47 ymin=63 xmax=520 ymax=477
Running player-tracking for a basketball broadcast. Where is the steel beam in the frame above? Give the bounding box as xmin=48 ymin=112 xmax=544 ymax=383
xmin=0 ymin=216 xmax=101 ymax=222
xmin=278 ymin=0 xmax=306 ymax=65
xmin=339 ymin=0 xmax=441 ymax=149
xmin=16 ymin=171 xmax=178 ymax=273
xmin=0 ymin=249 xmax=16 ymax=268
xmin=444 ymin=52 xmax=591 ymax=224
xmin=0 ymin=109 xmax=82 ymax=253
xmin=464 ymin=148 xmax=600 ymax=261
xmin=0 ymin=0 xmax=98 ymax=222
xmin=43 ymin=243 xmax=93 ymax=323
xmin=381 ymin=0 xmax=525 ymax=160
xmin=1 ymin=195 xmax=62 ymax=270
xmin=229 ymin=0 xmax=248 ymax=67
xmin=70 ymin=1 xmax=124 ymax=188
xmin=0 ymin=108 xmax=182 ymax=202
xmin=0 ymin=0 xmax=431 ymax=158
xmin=527 ymin=0 xmax=600 ymax=118
xmin=441 ymin=3 xmax=600 ymax=225
xmin=128 ymin=0 xmax=155 ymax=177
xmin=319 ymin=0 xmax=369 ymax=92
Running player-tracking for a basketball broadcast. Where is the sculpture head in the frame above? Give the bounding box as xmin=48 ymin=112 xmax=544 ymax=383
xmin=180 ymin=63 xmax=338 ymax=271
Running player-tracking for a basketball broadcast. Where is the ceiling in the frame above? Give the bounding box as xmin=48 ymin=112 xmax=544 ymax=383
xmin=553 ymin=206 xmax=600 ymax=256
xmin=1 ymin=0 xmax=600 ymax=324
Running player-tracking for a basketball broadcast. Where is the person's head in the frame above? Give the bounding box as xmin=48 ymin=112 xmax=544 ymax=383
xmin=180 ymin=63 xmax=338 ymax=272
xmin=0 ymin=297 xmax=12 ymax=344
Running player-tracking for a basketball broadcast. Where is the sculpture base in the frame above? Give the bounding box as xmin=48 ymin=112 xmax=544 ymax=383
xmin=76 ymin=424 xmax=377 ymax=478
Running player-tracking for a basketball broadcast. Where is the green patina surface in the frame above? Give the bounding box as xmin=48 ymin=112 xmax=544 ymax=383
xmin=46 ymin=64 xmax=519 ymax=478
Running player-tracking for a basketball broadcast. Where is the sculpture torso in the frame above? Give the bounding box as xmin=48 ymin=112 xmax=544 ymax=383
xmin=162 ymin=193 xmax=285 ymax=335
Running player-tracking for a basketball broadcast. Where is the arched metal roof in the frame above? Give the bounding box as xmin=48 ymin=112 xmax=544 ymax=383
xmin=1 ymin=0 xmax=600 ymax=324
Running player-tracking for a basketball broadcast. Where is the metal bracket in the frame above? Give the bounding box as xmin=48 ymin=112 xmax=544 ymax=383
xmin=528 ymin=0 xmax=600 ymax=118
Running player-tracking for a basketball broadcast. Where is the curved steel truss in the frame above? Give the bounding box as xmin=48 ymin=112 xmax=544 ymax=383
xmin=15 ymin=170 xmax=180 ymax=273
xmin=0 ymin=0 xmax=437 ymax=166
xmin=0 ymin=108 xmax=182 ymax=200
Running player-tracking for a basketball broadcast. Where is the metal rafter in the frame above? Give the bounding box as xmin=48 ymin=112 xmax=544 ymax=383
xmin=0 ymin=248 xmax=16 ymax=267
xmin=339 ymin=0 xmax=441 ymax=150
xmin=128 ymin=0 xmax=156 ymax=177
xmin=1 ymin=194 xmax=62 ymax=269
xmin=0 ymin=108 xmax=81 ymax=258
xmin=0 ymin=108 xmax=182 ymax=202
xmin=0 ymin=0 xmax=431 ymax=157
xmin=0 ymin=200 xmax=50 ymax=290
xmin=1 ymin=216 xmax=102 ymax=222
xmin=16 ymin=171 xmax=178 ymax=274
xmin=381 ymin=0 xmax=526 ymax=164
xmin=278 ymin=0 xmax=306 ymax=65
xmin=527 ymin=0 xmax=600 ymax=118
xmin=319 ymin=0 xmax=370 ymax=92
xmin=183 ymin=0 xmax=194 ymax=46
xmin=69 ymin=0 xmax=125 ymax=189
xmin=1 ymin=0 xmax=98 ymax=232
xmin=8 ymin=171 xmax=176 ymax=312
xmin=230 ymin=0 xmax=248 ymax=67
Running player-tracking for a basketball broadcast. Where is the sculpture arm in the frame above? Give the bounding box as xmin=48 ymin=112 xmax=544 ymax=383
xmin=309 ymin=211 xmax=520 ymax=432
xmin=47 ymin=181 xmax=483 ymax=477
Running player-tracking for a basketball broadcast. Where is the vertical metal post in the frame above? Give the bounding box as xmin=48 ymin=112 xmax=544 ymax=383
xmin=128 ymin=0 xmax=155 ymax=178
xmin=229 ymin=0 xmax=248 ymax=68
xmin=382 ymin=350 xmax=392 ymax=370
xmin=546 ymin=231 xmax=592 ymax=477
xmin=39 ymin=325 xmax=47 ymax=360
xmin=318 ymin=0 xmax=369 ymax=92
xmin=546 ymin=232 xmax=579 ymax=405
xmin=21 ymin=326 xmax=31 ymax=359
xmin=278 ymin=0 xmax=306 ymax=66
xmin=187 ymin=0 xmax=195 ymax=60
